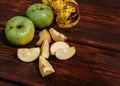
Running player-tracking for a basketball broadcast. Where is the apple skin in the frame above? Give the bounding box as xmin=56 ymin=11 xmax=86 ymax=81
xmin=25 ymin=3 xmax=54 ymax=28
xmin=5 ymin=16 xmax=35 ymax=46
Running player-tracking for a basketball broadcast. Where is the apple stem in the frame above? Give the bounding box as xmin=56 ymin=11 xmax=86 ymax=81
xmin=16 ymin=25 xmax=22 ymax=29
xmin=10 ymin=26 xmax=13 ymax=29
xmin=9 ymin=25 xmax=22 ymax=29
xmin=38 ymin=7 xmax=45 ymax=10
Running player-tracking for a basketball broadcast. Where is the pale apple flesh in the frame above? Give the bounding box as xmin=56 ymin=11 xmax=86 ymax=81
xmin=17 ymin=47 xmax=40 ymax=62
xmin=39 ymin=56 xmax=55 ymax=77
xmin=55 ymin=46 xmax=76 ymax=60
xmin=49 ymin=28 xmax=67 ymax=41
xmin=36 ymin=29 xmax=51 ymax=46
xmin=50 ymin=41 xmax=70 ymax=55
xmin=40 ymin=39 xmax=50 ymax=59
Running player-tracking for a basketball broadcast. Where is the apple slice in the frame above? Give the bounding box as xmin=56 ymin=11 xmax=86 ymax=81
xmin=40 ymin=39 xmax=49 ymax=59
xmin=39 ymin=56 xmax=55 ymax=77
xmin=49 ymin=28 xmax=67 ymax=41
xmin=50 ymin=41 xmax=70 ymax=55
xmin=55 ymin=46 xmax=76 ymax=60
xmin=17 ymin=47 xmax=40 ymax=62
xmin=36 ymin=29 xmax=51 ymax=46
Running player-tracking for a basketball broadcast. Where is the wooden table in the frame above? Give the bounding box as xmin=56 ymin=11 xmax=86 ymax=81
xmin=0 ymin=0 xmax=120 ymax=86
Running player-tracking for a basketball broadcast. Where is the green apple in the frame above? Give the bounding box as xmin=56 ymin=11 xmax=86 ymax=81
xmin=5 ymin=16 xmax=35 ymax=46
xmin=25 ymin=3 xmax=54 ymax=28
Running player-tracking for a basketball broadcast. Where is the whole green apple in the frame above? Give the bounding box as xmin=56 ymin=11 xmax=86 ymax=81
xmin=5 ymin=16 xmax=35 ymax=46
xmin=25 ymin=3 xmax=54 ymax=28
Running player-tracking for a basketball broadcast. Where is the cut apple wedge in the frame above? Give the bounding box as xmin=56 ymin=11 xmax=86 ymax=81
xmin=17 ymin=47 xmax=40 ymax=62
xmin=36 ymin=29 xmax=51 ymax=46
xmin=55 ymin=46 xmax=76 ymax=60
xmin=50 ymin=41 xmax=70 ymax=55
xmin=40 ymin=39 xmax=49 ymax=59
xmin=49 ymin=28 xmax=67 ymax=41
xmin=39 ymin=56 xmax=55 ymax=77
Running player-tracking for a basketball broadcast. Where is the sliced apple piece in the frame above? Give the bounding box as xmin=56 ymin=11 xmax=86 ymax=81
xmin=36 ymin=29 xmax=51 ymax=46
xmin=40 ymin=39 xmax=49 ymax=59
xmin=39 ymin=56 xmax=55 ymax=77
xmin=17 ymin=47 xmax=40 ymax=62
xmin=49 ymin=28 xmax=67 ymax=41
xmin=55 ymin=46 xmax=76 ymax=60
xmin=50 ymin=41 xmax=70 ymax=55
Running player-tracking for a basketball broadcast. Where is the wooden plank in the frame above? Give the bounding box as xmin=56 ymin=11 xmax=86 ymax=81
xmin=55 ymin=3 xmax=120 ymax=52
xmin=0 ymin=28 xmax=120 ymax=85
xmin=0 ymin=0 xmax=120 ymax=51
xmin=78 ymin=0 xmax=120 ymax=9
xmin=0 ymin=78 xmax=25 ymax=86
xmin=0 ymin=0 xmax=42 ymax=25
xmin=0 ymin=0 xmax=120 ymax=86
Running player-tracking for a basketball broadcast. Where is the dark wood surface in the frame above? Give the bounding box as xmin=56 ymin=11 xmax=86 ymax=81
xmin=0 ymin=0 xmax=120 ymax=86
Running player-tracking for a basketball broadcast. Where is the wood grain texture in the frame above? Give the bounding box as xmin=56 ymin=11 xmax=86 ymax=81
xmin=0 ymin=0 xmax=120 ymax=86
